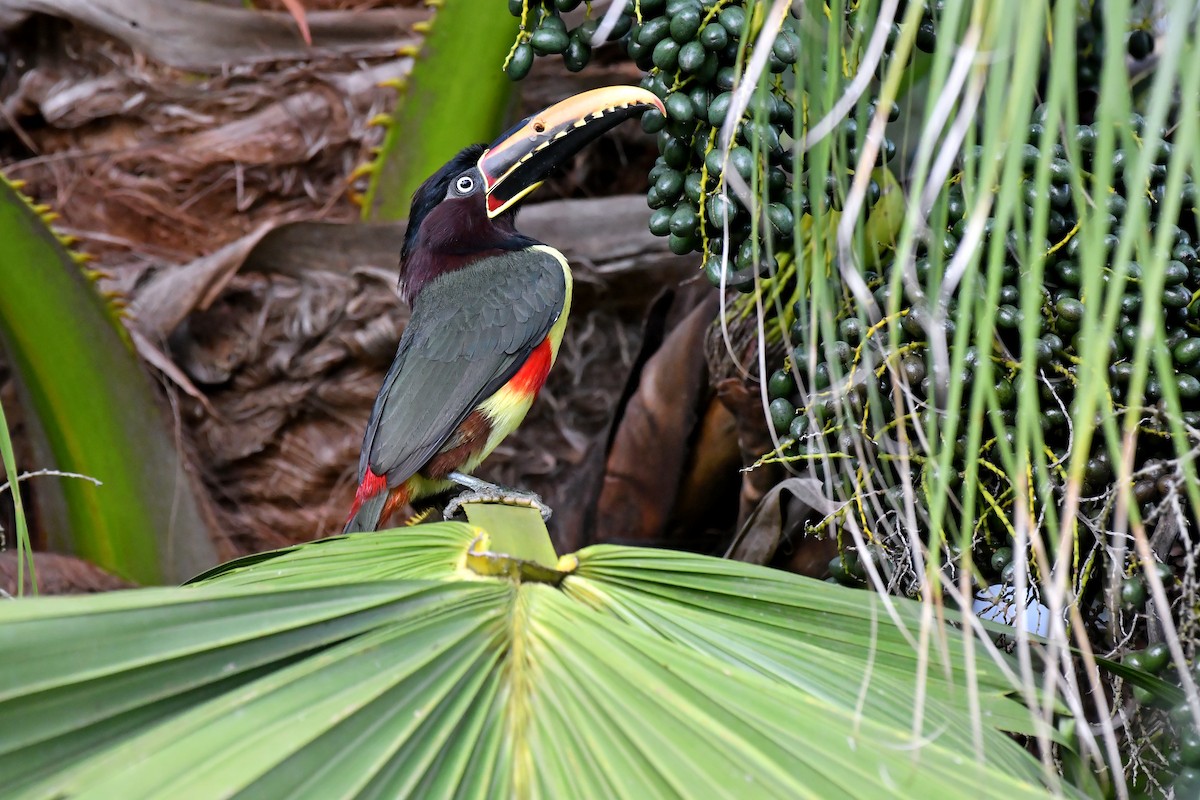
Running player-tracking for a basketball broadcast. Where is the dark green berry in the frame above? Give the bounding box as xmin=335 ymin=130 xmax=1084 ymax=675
xmin=728 ymin=146 xmax=754 ymax=180
xmin=991 ymin=547 xmax=1013 ymax=573
xmin=652 ymin=38 xmax=681 ymax=70
xmin=915 ymin=19 xmax=937 ymax=52
xmin=768 ymin=369 xmax=796 ymax=399
xmin=669 ymin=6 xmax=702 ymax=42
xmin=637 ymin=17 xmax=670 ymax=47
xmin=713 ymin=66 xmax=737 ymax=92
xmin=506 ymin=42 xmax=535 ymax=80
xmin=718 ymin=5 xmax=746 ymax=35
xmin=1181 ymin=729 xmax=1200 ymax=768
xmin=767 ymin=203 xmax=794 ymax=241
xmin=789 ymin=413 xmax=809 ymax=440
xmin=648 ymin=207 xmax=672 ymax=236
xmin=539 ymin=14 xmax=567 ymax=34
xmin=641 ymin=108 xmax=667 ymax=134
xmin=839 ymin=317 xmax=865 ymax=344
xmin=700 ymin=21 xmax=728 ymax=50
xmin=669 ymin=203 xmax=700 ymax=237
xmin=772 ymin=34 xmax=797 ymax=65
xmin=1164 ymin=285 xmax=1191 ymax=309
xmin=1055 ymin=297 xmax=1085 ymax=323
xmin=530 ymin=26 xmax=570 ymax=55
xmin=563 ymin=37 xmax=591 ymax=71
xmin=1171 ymin=338 xmax=1200 ymax=367
xmin=707 ymin=193 xmax=738 ymax=227
xmin=996 ymin=304 xmax=1022 ymax=330
xmin=1141 ymin=642 xmax=1170 ymax=673
xmin=1132 ymin=685 xmax=1158 ymax=707
xmin=654 ymin=170 xmax=684 ymax=203
xmin=1127 ymin=29 xmax=1154 ymax=59
xmin=708 ymin=92 xmax=734 ymax=126
xmin=664 ymin=92 xmax=694 ymax=123
xmin=668 ymin=231 xmax=697 ymax=255
xmin=769 ymin=397 xmax=796 ymax=433
xmin=1121 ymin=576 xmax=1147 ymax=608
xmin=678 ymin=39 xmax=708 ymax=73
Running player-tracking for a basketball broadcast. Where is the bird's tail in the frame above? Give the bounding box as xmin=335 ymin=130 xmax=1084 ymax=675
xmin=344 ymin=492 xmax=388 ymax=533
xmin=344 ymin=470 xmax=407 ymax=533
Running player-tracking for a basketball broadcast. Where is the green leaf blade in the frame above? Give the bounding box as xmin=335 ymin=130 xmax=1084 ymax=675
xmin=0 ymin=526 xmax=1078 ymax=799
xmin=0 ymin=178 xmax=217 ymax=584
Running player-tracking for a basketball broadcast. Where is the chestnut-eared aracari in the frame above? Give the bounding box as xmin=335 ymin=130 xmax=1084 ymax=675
xmin=344 ymin=86 xmax=664 ymax=533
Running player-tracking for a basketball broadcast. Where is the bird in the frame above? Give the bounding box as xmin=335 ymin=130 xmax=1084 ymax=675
xmin=344 ymin=85 xmax=664 ymax=533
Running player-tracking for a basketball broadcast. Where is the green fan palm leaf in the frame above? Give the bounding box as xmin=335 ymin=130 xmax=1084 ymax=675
xmin=0 ymin=520 xmax=1079 ymax=799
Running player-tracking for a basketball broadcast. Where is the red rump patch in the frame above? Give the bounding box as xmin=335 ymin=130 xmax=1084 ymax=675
xmin=348 ymin=466 xmax=388 ymax=519
xmin=508 ymin=338 xmax=553 ymax=396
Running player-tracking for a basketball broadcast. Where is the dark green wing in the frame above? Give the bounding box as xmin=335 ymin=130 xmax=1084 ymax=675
xmin=359 ymin=248 xmax=567 ymax=485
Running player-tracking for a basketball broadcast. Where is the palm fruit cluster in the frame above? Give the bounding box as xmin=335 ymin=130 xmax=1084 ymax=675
xmin=761 ymin=3 xmax=1199 ymax=792
xmin=504 ymin=0 xmax=633 ymax=76
xmin=634 ymin=1 xmax=801 ymax=284
xmin=1067 ymin=0 xmax=1158 ymax=119
xmin=777 ymin=109 xmax=1199 ymax=569
xmin=505 ymin=0 xmax=849 ymax=292
xmin=887 ymin=0 xmax=943 ymax=55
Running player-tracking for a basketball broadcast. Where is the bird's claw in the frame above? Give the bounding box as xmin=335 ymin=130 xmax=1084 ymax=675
xmin=443 ymin=487 xmax=553 ymax=521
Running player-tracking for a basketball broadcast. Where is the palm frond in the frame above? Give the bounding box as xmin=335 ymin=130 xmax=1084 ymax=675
xmin=0 ymin=523 xmax=1077 ymax=799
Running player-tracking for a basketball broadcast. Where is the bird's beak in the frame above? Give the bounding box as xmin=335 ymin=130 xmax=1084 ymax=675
xmin=478 ymin=85 xmax=665 ymax=218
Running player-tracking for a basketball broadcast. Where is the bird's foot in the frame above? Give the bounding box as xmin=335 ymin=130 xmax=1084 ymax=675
xmin=443 ymin=472 xmax=553 ymax=521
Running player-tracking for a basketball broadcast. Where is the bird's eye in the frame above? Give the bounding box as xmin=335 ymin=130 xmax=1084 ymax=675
xmin=455 ymin=175 xmax=475 ymax=193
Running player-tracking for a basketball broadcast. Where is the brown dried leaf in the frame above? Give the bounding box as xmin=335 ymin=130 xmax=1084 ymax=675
xmin=592 ymin=292 xmax=717 ymax=545
xmin=725 ymin=476 xmax=839 ymax=568
xmin=714 ymin=377 xmax=786 ymax=529
xmin=667 ymin=394 xmax=742 ymax=543
xmin=0 ymin=0 xmax=426 ymax=71
xmin=0 ymin=550 xmax=135 ymax=595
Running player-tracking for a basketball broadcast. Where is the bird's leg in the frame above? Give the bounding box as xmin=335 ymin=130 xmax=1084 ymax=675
xmin=443 ymin=471 xmax=553 ymax=521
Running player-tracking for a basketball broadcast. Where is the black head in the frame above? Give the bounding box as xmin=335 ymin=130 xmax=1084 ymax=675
xmin=401 ymin=143 xmax=488 ymax=266
xmin=399 ymin=143 xmax=533 ymax=304
xmin=397 ymin=86 xmax=664 ymax=304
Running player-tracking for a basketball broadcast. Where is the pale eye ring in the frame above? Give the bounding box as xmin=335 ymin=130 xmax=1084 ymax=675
xmin=456 ymin=175 xmax=475 ymax=193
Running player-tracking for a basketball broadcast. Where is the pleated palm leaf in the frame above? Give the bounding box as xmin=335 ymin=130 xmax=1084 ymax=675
xmin=0 ymin=507 xmax=1081 ymax=799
